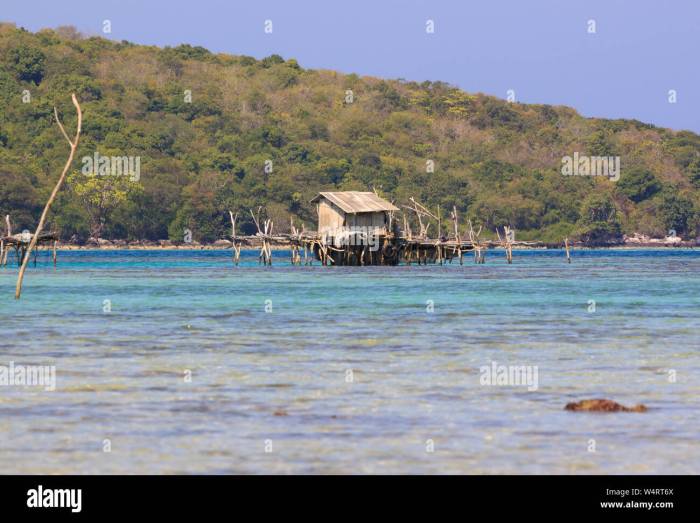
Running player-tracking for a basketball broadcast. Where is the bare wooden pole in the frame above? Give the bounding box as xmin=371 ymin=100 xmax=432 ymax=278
xmin=497 ymin=226 xmax=514 ymax=264
xmin=402 ymin=212 xmax=412 ymax=240
xmin=468 ymin=219 xmax=485 ymax=263
xmin=2 ymin=215 xmax=11 ymax=267
xmin=564 ymin=237 xmax=571 ymax=263
xmin=228 ymin=211 xmax=241 ymax=265
xmin=405 ymin=197 xmax=436 ymax=239
xmin=451 ymin=206 xmax=463 ymax=265
xmin=250 ymin=207 xmax=274 ymax=266
xmin=290 ymin=217 xmax=296 ymax=265
xmin=288 ymin=217 xmax=305 ymax=266
xmin=506 ymin=226 xmax=514 ymax=263
xmin=15 ymin=94 xmax=81 ymax=299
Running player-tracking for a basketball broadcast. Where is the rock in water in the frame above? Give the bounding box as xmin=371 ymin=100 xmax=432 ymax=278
xmin=565 ymin=399 xmax=647 ymax=412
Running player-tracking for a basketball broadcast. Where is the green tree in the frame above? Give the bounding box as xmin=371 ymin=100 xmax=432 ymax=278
xmin=617 ymin=168 xmax=661 ymax=203
xmin=167 ymin=173 xmax=225 ymax=242
xmin=0 ymin=172 xmax=41 ymax=230
xmin=575 ymin=194 xmax=622 ymax=244
xmin=687 ymin=159 xmax=700 ymax=189
xmin=587 ymin=130 xmax=616 ymax=156
xmin=658 ymin=190 xmax=695 ymax=238
xmin=8 ymin=44 xmax=46 ymax=83
xmin=68 ymin=171 xmax=141 ymax=240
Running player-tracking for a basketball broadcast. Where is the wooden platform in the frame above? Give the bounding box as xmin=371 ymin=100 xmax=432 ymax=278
xmin=0 ymin=232 xmax=59 ymax=267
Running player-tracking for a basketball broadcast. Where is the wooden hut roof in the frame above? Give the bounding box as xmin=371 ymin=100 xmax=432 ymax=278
xmin=311 ymin=192 xmax=399 ymax=214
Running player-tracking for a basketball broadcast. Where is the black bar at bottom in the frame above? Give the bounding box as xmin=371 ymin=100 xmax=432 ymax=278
xmin=0 ymin=475 xmax=693 ymax=518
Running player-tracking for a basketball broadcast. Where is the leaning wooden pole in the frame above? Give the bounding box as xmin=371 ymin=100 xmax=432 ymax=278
xmin=15 ymin=94 xmax=82 ymax=299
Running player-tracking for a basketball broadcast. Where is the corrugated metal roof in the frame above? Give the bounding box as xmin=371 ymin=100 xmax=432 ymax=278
xmin=311 ymin=191 xmax=400 ymax=214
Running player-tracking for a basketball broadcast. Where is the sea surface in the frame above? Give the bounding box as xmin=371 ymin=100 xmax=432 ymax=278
xmin=0 ymin=248 xmax=698 ymax=474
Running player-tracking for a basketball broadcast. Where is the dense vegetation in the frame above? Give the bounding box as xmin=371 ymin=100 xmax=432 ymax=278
xmin=1 ymin=24 xmax=699 ymax=243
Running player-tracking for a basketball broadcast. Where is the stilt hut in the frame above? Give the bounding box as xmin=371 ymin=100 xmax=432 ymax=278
xmin=310 ymin=191 xmax=399 ymax=265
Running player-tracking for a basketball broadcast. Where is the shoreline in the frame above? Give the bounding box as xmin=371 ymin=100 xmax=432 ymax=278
xmin=50 ymin=243 xmax=698 ymax=252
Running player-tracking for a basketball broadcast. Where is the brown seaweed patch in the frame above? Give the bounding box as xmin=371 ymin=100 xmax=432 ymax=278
xmin=565 ymin=399 xmax=648 ymax=412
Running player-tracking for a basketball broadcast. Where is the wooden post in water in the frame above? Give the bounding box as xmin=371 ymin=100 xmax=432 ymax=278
xmin=2 ymin=215 xmax=12 ymax=267
xmin=468 ymin=220 xmax=485 ymax=264
xmin=290 ymin=217 xmax=297 ymax=265
xmin=451 ymin=206 xmax=463 ymax=265
xmin=250 ymin=207 xmax=273 ymax=266
xmin=228 ymin=211 xmax=241 ymax=266
xmin=564 ymin=237 xmax=571 ymax=263
xmin=289 ymin=217 xmax=305 ymax=266
xmin=498 ymin=226 xmax=514 ymax=264
xmin=263 ymin=219 xmax=272 ymax=266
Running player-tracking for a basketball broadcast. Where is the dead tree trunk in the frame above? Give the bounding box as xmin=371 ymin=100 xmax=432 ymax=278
xmin=15 ymin=94 xmax=82 ymax=299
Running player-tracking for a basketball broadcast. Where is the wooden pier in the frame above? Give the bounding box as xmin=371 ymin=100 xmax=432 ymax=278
xmin=1 ymin=193 xmax=553 ymax=271
xmin=233 ymin=192 xmax=547 ymax=267
xmin=227 ymin=233 xmax=543 ymax=266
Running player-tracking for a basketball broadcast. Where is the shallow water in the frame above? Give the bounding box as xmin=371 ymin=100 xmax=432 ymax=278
xmin=0 ymin=248 xmax=698 ymax=474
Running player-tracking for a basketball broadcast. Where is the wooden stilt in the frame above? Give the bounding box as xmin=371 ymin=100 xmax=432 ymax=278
xmin=2 ymin=215 xmax=10 ymax=267
xmin=250 ymin=207 xmax=273 ymax=266
xmin=467 ymin=219 xmax=486 ymax=264
xmin=228 ymin=211 xmax=241 ymax=266
xmin=497 ymin=225 xmax=514 ymax=264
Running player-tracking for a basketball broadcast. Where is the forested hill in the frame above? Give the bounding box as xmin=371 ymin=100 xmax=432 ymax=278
xmin=1 ymin=23 xmax=699 ymax=243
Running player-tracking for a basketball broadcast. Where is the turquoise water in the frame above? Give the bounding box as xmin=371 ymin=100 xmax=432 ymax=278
xmin=0 ymin=248 xmax=698 ymax=474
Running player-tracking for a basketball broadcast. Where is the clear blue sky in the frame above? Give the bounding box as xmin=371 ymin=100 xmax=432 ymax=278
xmin=3 ymin=0 xmax=699 ymax=132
